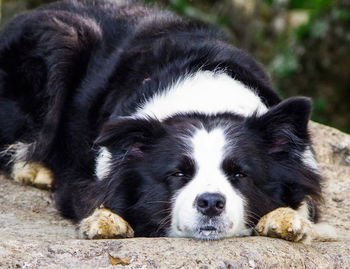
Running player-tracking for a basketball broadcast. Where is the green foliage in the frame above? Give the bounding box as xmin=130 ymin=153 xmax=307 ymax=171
xmin=333 ymin=7 xmax=350 ymax=22
xmin=289 ymin=0 xmax=334 ymax=10
xmin=272 ymin=0 xmax=350 ymax=132
xmin=270 ymin=49 xmax=298 ymax=78
xmin=312 ymin=98 xmax=329 ymax=125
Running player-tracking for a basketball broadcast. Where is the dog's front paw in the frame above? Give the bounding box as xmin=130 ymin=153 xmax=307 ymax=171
xmin=255 ymin=207 xmax=314 ymax=243
xmin=11 ymin=161 xmax=54 ymax=189
xmin=78 ymin=207 xmax=134 ymax=239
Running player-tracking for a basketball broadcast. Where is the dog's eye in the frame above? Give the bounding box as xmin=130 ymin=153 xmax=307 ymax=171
xmin=173 ymin=172 xmax=185 ymax=178
xmin=234 ymin=173 xmax=246 ymax=179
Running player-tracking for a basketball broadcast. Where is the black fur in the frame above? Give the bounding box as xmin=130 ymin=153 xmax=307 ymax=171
xmin=0 ymin=0 xmax=322 ymax=237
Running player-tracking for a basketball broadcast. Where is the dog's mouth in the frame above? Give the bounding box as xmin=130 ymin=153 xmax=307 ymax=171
xmin=199 ymin=225 xmax=217 ymax=237
xmin=197 ymin=225 xmax=223 ymax=240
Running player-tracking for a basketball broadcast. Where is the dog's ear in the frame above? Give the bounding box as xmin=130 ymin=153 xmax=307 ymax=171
xmin=246 ymin=97 xmax=312 ymax=154
xmin=95 ymin=118 xmax=167 ymax=157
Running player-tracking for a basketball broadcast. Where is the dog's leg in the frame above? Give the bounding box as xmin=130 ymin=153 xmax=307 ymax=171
xmin=11 ymin=161 xmax=54 ymax=190
xmin=1 ymin=142 xmax=54 ymax=189
xmin=255 ymin=202 xmax=315 ymax=243
xmin=78 ymin=207 xmax=134 ymax=239
xmin=256 ymin=200 xmax=337 ymax=243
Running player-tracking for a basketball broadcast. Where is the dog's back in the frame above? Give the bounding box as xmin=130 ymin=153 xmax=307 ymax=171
xmin=0 ymin=0 xmax=279 ymax=166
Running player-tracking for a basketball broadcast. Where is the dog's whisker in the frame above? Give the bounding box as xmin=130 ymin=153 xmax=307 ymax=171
xmin=155 ymin=215 xmax=172 ymax=233
xmin=145 ymin=200 xmax=172 ymax=205
xmin=244 ymin=210 xmax=262 ymax=221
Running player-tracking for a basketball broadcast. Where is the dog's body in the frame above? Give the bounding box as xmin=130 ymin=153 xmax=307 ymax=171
xmin=0 ymin=0 xmax=327 ymax=241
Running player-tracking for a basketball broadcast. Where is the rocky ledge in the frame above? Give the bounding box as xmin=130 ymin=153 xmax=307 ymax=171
xmin=0 ymin=122 xmax=349 ymax=268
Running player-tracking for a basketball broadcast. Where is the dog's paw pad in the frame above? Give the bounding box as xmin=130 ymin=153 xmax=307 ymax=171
xmin=11 ymin=162 xmax=53 ymax=189
xmin=255 ymin=207 xmax=314 ymax=243
xmin=78 ymin=208 xmax=134 ymax=239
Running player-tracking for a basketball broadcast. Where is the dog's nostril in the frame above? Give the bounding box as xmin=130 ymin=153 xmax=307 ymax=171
xmin=216 ymin=200 xmax=225 ymax=209
xmin=196 ymin=192 xmax=226 ymax=217
xmin=197 ymin=199 xmax=208 ymax=209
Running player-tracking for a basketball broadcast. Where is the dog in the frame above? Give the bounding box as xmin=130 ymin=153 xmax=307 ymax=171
xmin=0 ymin=0 xmax=333 ymax=242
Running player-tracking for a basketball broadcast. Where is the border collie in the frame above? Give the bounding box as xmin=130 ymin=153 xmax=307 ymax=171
xmin=0 ymin=0 xmax=331 ymax=242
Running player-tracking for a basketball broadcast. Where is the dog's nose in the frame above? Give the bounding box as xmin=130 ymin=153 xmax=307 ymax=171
xmin=196 ymin=192 xmax=226 ymax=217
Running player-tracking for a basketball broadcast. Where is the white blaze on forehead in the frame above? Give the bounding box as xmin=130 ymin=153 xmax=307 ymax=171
xmin=134 ymin=71 xmax=267 ymax=120
xmin=169 ymin=127 xmax=249 ymax=239
xmin=193 ymin=128 xmax=226 ymax=171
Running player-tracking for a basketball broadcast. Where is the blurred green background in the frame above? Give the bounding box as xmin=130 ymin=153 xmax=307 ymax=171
xmin=1 ymin=0 xmax=349 ymax=133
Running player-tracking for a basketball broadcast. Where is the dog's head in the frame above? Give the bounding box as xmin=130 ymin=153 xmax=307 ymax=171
xmin=95 ymin=97 xmax=321 ymax=239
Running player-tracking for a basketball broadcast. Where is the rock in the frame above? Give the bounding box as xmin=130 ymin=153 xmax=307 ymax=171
xmin=0 ymin=121 xmax=349 ymax=268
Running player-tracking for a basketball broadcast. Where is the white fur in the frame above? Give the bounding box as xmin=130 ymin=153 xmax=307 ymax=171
xmin=296 ymin=200 xmax=310 ymax=219
xmin=297 ymin=200 xmax=337 ymax=241
xmin=0 ymin=142 xmax=31 ymax=164
xmin=95 ymin=147 xmax=112 ymax=181
xmin=169 ymin=127 xmax=250 ymax=239
xmin=134 ymin=71 xmax=267 ymax=120
xmin=296 ymin=200 xmax=337 ymax=241
xmin=302 ymin=147 xmax=319 ymax=171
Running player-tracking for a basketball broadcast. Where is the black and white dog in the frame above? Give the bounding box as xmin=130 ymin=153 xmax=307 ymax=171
xmin=0 ymin=0 xmax=331 ymax=242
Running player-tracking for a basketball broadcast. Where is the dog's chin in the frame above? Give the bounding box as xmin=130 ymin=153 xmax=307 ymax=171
xmin=174 ymin=220 xmax=232 ymax=240
xmin=170 ymin=219 xmax=252 ymax=240
xmin=193 ymin=226 xmax=252 ymax=240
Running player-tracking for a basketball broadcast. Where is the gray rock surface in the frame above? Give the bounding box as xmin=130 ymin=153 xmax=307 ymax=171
xmin=0 ymin=122 xmax=349 ymax=268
